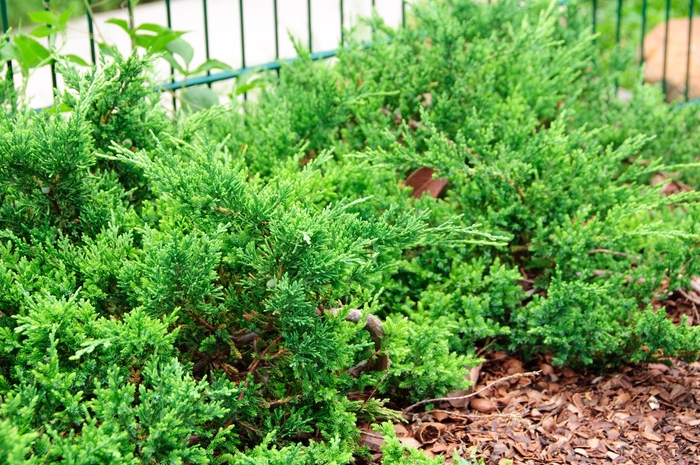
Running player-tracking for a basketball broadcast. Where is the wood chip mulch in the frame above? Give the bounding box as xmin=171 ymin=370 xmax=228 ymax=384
xmin=360 ymin=352 xmax=700 ymax=464
xmin=354 ymin=283 xmax=700 ymax=464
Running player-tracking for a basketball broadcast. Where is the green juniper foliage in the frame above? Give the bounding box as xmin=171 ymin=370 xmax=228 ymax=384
xmin=2 ymin=0 xmax=700 ymax=463
xmin=0 ymin=51 xmax=477 ymax=463
xmin=208 ymin=0 xmax=700 ymax=368
xmin=60 ymin=54 xmax=170 ymax=206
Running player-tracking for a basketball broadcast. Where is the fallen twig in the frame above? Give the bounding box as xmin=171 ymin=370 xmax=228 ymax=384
xmin=403 ymin=370 xmax=541 ymax=413
xmin=360 ymin=431 xmax=384 ymax=440
xmin=427 ymin=409 xmax=533 ymax=429
xmin=678 ymin=288 xmax=700 ymax=305
xmin=588 ymin=248 xmax=631 ymax=258
xmin=690 ymin=277 xmax=700 ymax=295
xmin=359 ymin=359 xmax=391 ymax=410
xmin=184 ymin=310 xmax=216 ymax=332
xmin=230 ymin=331 xmax=259 ymax=347
xmin=326 ymin=307 xmax=390 ymax=376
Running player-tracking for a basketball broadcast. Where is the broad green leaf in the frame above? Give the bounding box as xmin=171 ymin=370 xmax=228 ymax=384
xmin=62 ymin=54 xmax=89 ymax=66
xmin=106 ymin=18 xmax=134 ymax=36
xmin=46 ymin=102 xmax=73 ymax=114
xmin=0 ymin=42 xmax=18 ymax=62
xmin=162 ymin=53 xmax=185 ymax=74
xmin=28 ymin=10 xmax=59 ymax=26
xmin=134 ymin=30 xmax=184 ymax=54
xmin=236 ymin=68 xmax=260 ymax=86
xmin=13 ymin=35 xmax=50 ymax=69
xmin=59 ymin=8 xmax=73 ymax=28
xmin=181 ymin=87 xmax=219 ymax=110
xmin=235 ymin=81 xmax=265 ymax=95
xmin=166 ymin=38 xmax=194 ymax=66
xmin=134 ymin=34 xmax=157 ymax=51
xmin=135 ymin=23 xmax=170 ymax=34
xmin=192 ymin=59 xmax=233 ymax=75
xmin=29 ymin=25 xmax=54 ymax=38
xmin=233 ymin=68 xmax=265 ymax=95
xmin=148 ymin=30 xmax=186 ymax=54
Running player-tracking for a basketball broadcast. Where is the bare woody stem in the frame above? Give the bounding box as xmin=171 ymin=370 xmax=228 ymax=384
xmin=403 ymin=370 xmax=542 ymax=414
xmin=324 ymin=307 xmax=389 ymax=376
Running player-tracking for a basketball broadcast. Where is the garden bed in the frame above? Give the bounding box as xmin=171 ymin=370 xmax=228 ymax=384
xmin=369 ymin=352 xmax=700 ymax=464
xmin=1 ymin=0 xmax=700 ymax=463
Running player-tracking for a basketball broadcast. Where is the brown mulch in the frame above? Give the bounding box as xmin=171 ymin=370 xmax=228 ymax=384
xmin=357 ymin=279 xmax=700 ymax=465
xmin=360 ymin=353 xmax=700 ymax=464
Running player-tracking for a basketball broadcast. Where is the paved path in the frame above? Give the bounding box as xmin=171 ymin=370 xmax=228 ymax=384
xmin=23 ymin=0 xmax=405 ymax=108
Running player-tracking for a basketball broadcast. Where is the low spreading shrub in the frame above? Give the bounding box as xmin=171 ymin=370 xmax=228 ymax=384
xmin=0 ymin=52 xmax=482 ymax=462
xmin=1 ymin=0 xmax=700 ymax=463
xmin=209 ymin=0 xmax=700 ymax=368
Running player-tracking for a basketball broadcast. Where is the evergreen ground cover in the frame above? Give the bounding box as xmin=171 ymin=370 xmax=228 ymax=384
xmin=1 ymin=0 xmax=700 ymax=463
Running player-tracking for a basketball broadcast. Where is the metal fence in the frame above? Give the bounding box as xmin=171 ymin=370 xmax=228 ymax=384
xmin=0 ymin=0 xmax=698 ymax=107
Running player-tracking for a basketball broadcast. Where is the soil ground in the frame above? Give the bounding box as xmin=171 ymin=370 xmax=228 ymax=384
xmin=359 ymin=291 xmax=700 ymax=464
xmin=358 ymin=353 xmax=700 ymax=464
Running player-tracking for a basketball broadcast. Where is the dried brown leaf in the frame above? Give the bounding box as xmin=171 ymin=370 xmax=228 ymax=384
xmin=393 ymin=423 xmax=409 ymax=437
xmin=470 ymin=398 xmax=497 ymax=414
xmin=405 ymin=167 xmax=448 ymax=199
xmin=398 ymin=436 xmax=423 ymax=449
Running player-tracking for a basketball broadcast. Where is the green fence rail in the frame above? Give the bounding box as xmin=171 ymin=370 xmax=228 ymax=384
xmin=0 ymin=0 xmax=697 ymax=106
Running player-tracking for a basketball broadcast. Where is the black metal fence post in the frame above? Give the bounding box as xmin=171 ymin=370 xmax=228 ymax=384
xmin=127 ymin=1 xmax=135 ymax=50
xmin=0 ymin=0 xmax=12 ymax=84
xmin=203 ymin=0 xmax=211 ymax=86
xmin=307 ymin=0 xmax=313 ymax=53
xmin=615 ymin=0 xmax=623 ymax=45
xmin=165 ymin=0 xmax=177 ymax=110
xmin=238 ymin=0 xmax=246 ymax=68
xmin=402 ymin=1 xmax=406 ymax=28
xmin=640 ymin=0 xmax=648 ymax=65
xmin=592 ymin=0 xmax=598 ymax=37
xmin=662 ymin=0 xmax=671 ymax=95
xmin=273 ymin=0 xmax=280 ymax=59
xmin=45 ymin=0 xmax=58 ymax=101
xmin=685 ymin=0 xmax=695 ymax=100
xmin=238 ymin=0 xmax=246 ymax=100
xmin=86 ymin=0 xmax=97 ymax=65
xmin=340 ymin=0 xmax=345 ymax=45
